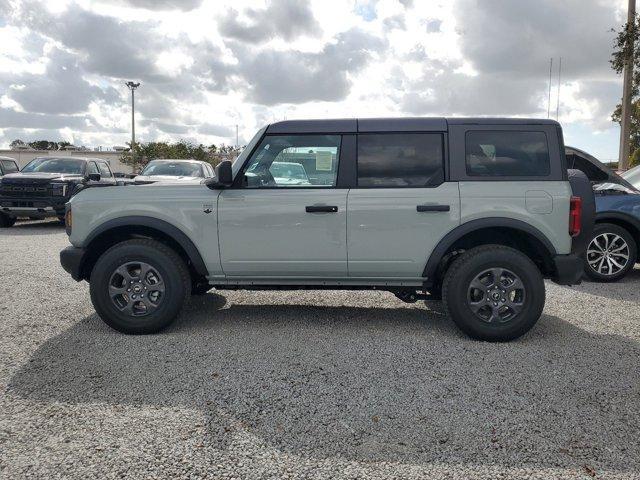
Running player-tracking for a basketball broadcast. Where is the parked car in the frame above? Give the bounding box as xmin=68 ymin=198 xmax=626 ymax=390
xmin=247 ymin=161 xmax=312 ymax=186
xmin=60 ymin=118 xmax=594 ymax=341
xmin=566 ymin=146 xmax=640 ymax=281
xmin=0 ymin=156 xmax=117 ymax=227
xmin=0 ymin=156 xmax=19 ymax=178
xmin=133 ymin=159 xmax=214 ymax=184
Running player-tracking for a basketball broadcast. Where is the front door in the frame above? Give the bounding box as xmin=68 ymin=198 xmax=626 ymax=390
xmin=218 ymin=134 xmax=348 ymax=277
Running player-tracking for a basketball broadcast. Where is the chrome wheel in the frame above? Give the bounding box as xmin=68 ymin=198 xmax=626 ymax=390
xmin=587 ymin=233 xmax=630 ymax=276
xmin=108 ymin=261 xmax=165 ymax=317
xmin=467 ymin=268 xmax=525 ymax=323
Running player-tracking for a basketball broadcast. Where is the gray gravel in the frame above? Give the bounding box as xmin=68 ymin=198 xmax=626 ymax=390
xmin=1 ymin=219 xmax=639 ymax=480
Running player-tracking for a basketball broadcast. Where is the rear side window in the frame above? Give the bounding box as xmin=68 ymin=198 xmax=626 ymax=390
xmin=466 ymin=131 xmax=550 ymax=177
xmin=357 ymin=133 xmax=444 ymax=187
xmin=1 ymin=160 xmax=18 ymax=173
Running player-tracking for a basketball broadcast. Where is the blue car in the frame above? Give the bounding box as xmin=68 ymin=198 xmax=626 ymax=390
xmin=566 ymin=146 xmax=640 ymax=282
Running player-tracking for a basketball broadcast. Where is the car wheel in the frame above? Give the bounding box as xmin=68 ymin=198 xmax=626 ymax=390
xmin=0 ymin=213 xmax=16 ymax=228
xmin=442 ymin=245 xmax=545 ymax=342
xmin=584 ymin=223 xmax=637 ymax=282
xmin=90 ymin=239 xmax=191 ymax=334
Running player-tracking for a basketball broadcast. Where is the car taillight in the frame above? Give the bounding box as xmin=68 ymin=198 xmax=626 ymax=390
xmin=569 ymin=196 xmax=582 ymax=237
xmin=65 ymin=207 xmax=72 ymax=235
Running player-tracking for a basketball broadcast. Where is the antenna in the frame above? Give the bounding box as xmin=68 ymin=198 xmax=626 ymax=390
xmin=547 ymin=58 xmax=553 ymax=118
xmin=556 ymin=57 xmax=562 ymax=120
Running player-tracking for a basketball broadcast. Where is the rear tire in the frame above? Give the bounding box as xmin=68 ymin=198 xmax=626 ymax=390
xmin=0 ymin=213 xmax=16 ymax=228
xmin=90 ymin=239 xmax=191 ymax=334
xmin=442 ymin=245 xmax=545 ymax=342
xmin=583 ymin=223 xmax=637 ymax=282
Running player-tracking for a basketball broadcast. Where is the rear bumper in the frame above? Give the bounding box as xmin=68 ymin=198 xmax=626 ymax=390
xmin=60 ymin=246 xmax=87 ymax=281
xmin=551 ymin=254 xmax=583 ymax=285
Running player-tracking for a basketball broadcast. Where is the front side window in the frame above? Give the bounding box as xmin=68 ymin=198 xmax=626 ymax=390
xmin=466 ymin=131 xmax=550 ymax=177
xmin=22 ymin=158 xmax=85 ymax=175
xmin=87 ymin=162 xmax=99 ymax=175
xmin=357 ymin=133 xmax=444 ymax=187
xmin=1 ymin=160 xmax=18 ymax=173
xmin=242 ymin=135 xmax=341 ymax=188
xmin=98 ymin=162 xmax=113 ymax=178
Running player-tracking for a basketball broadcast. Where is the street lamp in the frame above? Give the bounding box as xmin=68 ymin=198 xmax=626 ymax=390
xmin=125 ymin=81 xmax=140 ymax=164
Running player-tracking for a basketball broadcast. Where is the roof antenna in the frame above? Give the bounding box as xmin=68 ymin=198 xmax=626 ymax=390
xmin=547 ymin=58 xmax=553 ymax=119
xmin=556 ymin=57 xmax=562 ymax=120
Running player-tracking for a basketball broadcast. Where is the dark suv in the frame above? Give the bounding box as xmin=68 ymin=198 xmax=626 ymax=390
xmin=0 ymin=156 xmax=117 ymax=227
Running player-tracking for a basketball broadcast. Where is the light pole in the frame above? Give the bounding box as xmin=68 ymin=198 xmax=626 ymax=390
xmin=125 ymin=81 xmax=140 ymax=165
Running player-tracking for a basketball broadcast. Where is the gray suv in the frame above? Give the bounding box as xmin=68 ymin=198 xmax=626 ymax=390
xmin=60 ymin=118 xmax=594 ymax=341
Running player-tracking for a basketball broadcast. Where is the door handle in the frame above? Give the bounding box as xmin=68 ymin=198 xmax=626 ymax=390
xmin=417 ymin=204 xmax=450 ymax=212
xmin=305 ymin=205 xmax=338 ymax=213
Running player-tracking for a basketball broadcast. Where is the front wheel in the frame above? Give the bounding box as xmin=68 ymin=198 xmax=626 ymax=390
xmin=584 ymin=223 xmax=637 ymax=282
xmin=442 ymin=245 xmax=545 ymax=342
xmin=0 ymin=213 xmax=16 ymax=228
xmin=90 ymin=239 xmax=191 ymax=334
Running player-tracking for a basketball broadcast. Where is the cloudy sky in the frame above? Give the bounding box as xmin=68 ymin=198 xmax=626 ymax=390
xmin=0 ymin=0 xmax=629 ymax=160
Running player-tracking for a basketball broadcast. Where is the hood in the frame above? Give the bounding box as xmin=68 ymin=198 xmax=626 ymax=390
xmin=0 ymin=172 xmax=84 ymax=183
xmin=133 ymin=175 xmax=202 ymax=184
xmin=565 ymin=146 xmax=637 ymax=192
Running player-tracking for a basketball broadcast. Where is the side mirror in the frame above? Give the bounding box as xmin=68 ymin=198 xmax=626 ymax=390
xmin=205 ymin=161 xmax=233 ymax=189
xmin=88 ymin=173 xmax=101 ymax=182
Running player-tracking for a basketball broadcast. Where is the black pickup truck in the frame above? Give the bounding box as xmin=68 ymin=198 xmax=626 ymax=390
xmin=0 ymin=156 xmax=117 ymax=227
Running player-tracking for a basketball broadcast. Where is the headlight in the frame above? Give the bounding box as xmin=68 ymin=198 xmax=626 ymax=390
xmin=51 ymin=183 xmax=68 ymax=196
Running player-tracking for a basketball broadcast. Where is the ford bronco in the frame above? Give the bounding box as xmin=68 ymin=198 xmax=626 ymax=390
xmin=60 ymin=118 xmax=594 ymax=341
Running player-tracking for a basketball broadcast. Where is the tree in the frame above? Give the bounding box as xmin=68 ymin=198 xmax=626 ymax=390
xmin=9 ymin=139 xmax=25 ymax=149
xmin=611 ymin=15 xmax=640 ymax=163
xmin=119 ymin=140 xmax=243 ymax=172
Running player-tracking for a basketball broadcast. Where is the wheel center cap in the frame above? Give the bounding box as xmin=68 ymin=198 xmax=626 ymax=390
xmin=132 ymin=284 xmax=142 ymax=293
xmin=492 ymin=292 xmax=501 ymax=300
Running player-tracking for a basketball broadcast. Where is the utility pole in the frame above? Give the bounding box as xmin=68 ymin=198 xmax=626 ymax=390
xmin=547 ymin=58 xmax=553 ymax=119
xmin=235 ymin=124 xmax=239 ymax=148
xmin=619 ymin=0 xmax=636 ymax=171
xmin=125 ymin=81 xmax=140 ymax=166
xmin=556 ymin=57 xmax=562 ymax=120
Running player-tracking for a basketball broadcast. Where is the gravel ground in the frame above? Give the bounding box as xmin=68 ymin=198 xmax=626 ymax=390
xmin=0 ymin=219 xmax=639 ymax=480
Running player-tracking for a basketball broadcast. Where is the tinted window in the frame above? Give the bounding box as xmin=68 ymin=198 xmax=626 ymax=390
xmin=566 ymin=154 xmax=608 ymax=182
xmin=357 ymin=133 xmax=444 ymax=187
xmin=243 ymin=135 xmax=340 ymax=188
xmin=98 ymin=162 xmax=113 ymax=178
xmin=1 ymin=160 xmax=18 ymax=173
xmin=466 ymin=131 xmax=550 ymax=177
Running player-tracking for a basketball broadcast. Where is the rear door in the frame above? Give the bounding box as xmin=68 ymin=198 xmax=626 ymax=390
xmin=218 ymin=134 xmax=348 ymax=277
xmin=347 ymin=132 xmax=461 ymax=278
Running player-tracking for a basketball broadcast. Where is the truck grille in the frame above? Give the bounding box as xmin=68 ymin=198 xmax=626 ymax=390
xmin=0 ymin=184 xmax=50 ymax=197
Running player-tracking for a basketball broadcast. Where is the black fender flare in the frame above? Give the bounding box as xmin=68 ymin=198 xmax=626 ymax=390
xmin=594 ymin=211 xmax=640 ymax=238
xmin=422 ymin=217 xmax=557 ymax=282
xmin=83 ymin=216 xmax=209 ymax=277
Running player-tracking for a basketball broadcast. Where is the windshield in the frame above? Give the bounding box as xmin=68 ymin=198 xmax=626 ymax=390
xmin=140 ymin=161 xmax=204 ymax=177
xmin=268 ymin=162 xmax=308 ymax=180
xmin=622 ymin=165 xmax=640 ymax=187
xmin=21 ymin=158 xmax=85 ymax=174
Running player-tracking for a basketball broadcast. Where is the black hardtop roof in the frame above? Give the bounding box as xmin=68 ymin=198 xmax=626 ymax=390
xmin=266 ymin=117 xmax=560 ymax=134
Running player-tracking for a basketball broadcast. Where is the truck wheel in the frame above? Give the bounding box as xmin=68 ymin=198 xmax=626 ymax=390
xmin=0 ymin=213 xmax=16 ymax=228
xmin=584 ymin=223 xmax=637 ymax=282
xmin=90 ymin=239 xmax=191 ymax=334
xmin=442 ymin=245 xmax=545 ymax=342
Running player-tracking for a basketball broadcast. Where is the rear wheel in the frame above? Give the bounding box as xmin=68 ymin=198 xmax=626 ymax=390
xmin=0 ymin=213 xmax=16 ymax=228
xmin=584 ymin=223 xmax=637 ymax=282
xmin=90 ymin=239 xmax=191 ymax=334
xmin=442 ymin=245 xmax=545 ymax=342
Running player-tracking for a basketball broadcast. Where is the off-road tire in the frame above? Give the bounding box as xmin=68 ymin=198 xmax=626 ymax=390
xmin=90 ymin=239 xmax=191 ymax=334
xmin=442 ymin=245 xmax=545 ymax=342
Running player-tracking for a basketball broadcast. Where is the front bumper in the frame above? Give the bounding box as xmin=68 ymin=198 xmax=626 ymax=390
xmin=60 ymin=246 xmax=87 ymax=281
xmin=551 ymin=254 xmax=583 ymax=286
xmin=0 ymin=196 xmax=67 ymax=217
